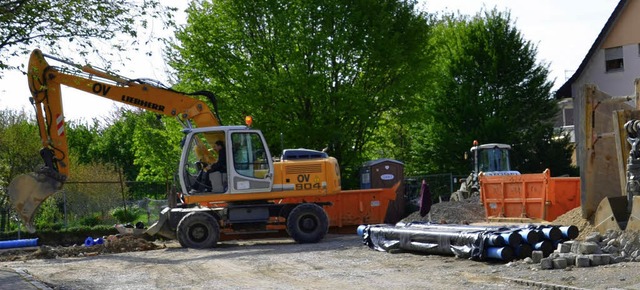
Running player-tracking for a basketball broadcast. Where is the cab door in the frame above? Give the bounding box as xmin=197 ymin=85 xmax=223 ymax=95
xmin=226 ymin=130 xmax=274 ymax=194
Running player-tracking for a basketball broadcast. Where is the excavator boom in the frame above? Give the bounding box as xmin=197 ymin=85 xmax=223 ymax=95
xmin=9 ymin=49 xmax=223 ymax=232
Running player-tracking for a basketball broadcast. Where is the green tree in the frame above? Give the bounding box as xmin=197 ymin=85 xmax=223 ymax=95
xmin=66 ymin=119 xmax=102 ymax=164
xmin=63 ymin=155 xmax=124 ymax=225
xmin=132 ymin=112 xmax=183 ymax=184
xmin=89 ymin=109 xmax=140 ymax=185
xmin=168 ymin=0 xmax=432 ymax=187
xmin=0 ymin=0 xmax=176 ymax=71
xmin=414 ymin=9 xmax=572 ymax=176
xmin=0 ymin=109 xmax=41 ymax=231
xmin=92 ymin=108 xmax=182 ymax=199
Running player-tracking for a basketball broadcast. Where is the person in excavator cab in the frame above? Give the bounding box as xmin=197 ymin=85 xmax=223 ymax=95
xmin=191 ymin=140 xmax=227 ymax=193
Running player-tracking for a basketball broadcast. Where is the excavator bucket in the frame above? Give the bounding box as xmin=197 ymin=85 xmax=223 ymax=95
xmin=594 ymin=196 xmax=628 ymax=233
xmin=626 ymin=196 xmax=640 ymax=231
xmin=8 ymin=173 xmax=62 ymax=233
xmin=594 ymin=196 xmax=640 ymax=233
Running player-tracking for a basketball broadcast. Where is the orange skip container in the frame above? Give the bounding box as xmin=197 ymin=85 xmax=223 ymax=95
xmin=480 ymin=169 xmax=580 ymax=222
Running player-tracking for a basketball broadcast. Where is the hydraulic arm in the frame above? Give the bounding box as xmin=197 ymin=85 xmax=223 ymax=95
xmin=10 ymin=49 xmax=224 ymax=231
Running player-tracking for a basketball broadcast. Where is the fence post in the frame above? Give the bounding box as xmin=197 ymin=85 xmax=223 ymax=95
xmin=63 ymin=189 xmax=67 ymax=228
xmin=449 ymin=172 xmax=453 ymax=196
xmin=118 ymin=167 xmax=127 ymax=213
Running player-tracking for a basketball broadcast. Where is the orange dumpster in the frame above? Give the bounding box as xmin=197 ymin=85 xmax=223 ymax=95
xmin=480 ymin=169 xmax=580 ymax=222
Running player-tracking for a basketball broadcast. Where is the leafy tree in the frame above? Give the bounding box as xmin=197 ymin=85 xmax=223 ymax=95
xmin=414 ymin=9 xmax=572 ymax=176
xmin=0 ymin=0 xmax=176 ymax=71
xmin=91 ymin=108 xmax=182 ymax=199
xmin=66 ymin=119 xmax=102 ymax=164
xmin=0 ymin=109 xmax=41 ymax=231
xmin=168 ymin=0 xmax=433 ymax=188
xmin=132 ymin=112 xmax=183 ymax=184
xmin=91 ymin=108 xmax=143 ymax=182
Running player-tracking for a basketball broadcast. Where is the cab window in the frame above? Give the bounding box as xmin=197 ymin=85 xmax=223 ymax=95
xmin=231 ymin=132 xmax=269 ymax=178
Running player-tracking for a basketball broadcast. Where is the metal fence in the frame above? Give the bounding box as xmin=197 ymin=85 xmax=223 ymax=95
xmin=3 ymin=180 xmax=173 ymax=231
xmin=404 ymin=173 xmax=469 ymax=204
xmin=5 ymin=174 xmax=469 ymax=231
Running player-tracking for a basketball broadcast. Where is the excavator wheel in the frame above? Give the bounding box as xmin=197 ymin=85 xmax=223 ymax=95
xmin=286 ymin=203 xmax=329 ymax=244
xmin=177 ymin=212 xmax=220 ymax=248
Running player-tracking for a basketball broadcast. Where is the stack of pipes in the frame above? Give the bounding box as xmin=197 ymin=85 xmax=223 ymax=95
xmin=357 ymin=222 xmax=579 ymax=262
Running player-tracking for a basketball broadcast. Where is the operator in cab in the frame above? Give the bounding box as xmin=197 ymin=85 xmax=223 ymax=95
xmin=206 ymin=140 xmax=227 ymax=193
xmin=191 ymin=140 xmax=227 ymax=194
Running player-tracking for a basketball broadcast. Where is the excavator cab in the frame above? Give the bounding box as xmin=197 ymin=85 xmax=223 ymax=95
xmin=179 ymin=126 xmax=274 ymax=196
xmin=470 ymin=143 xmax=517 ymax=175
xmin=451 ymin=142 xmax=519 ymax=201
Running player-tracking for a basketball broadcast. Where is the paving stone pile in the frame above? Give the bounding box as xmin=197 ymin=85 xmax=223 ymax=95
xmin=528 ymin=230 xmax=640 ymax=269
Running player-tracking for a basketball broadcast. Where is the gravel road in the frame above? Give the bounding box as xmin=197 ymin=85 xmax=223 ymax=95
xmin=3 ymin=233 xmax=640 ymax=290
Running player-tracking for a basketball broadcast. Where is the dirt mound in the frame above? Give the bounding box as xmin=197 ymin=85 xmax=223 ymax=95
xmin=402 ymin=196 xmax=486 ymax=224
xmin=0 ymin=235 xmax=163 ymax=262
xmin=552 ymin=206 xmax=596 ymax=240
xmin=401 ymin=199 xmax=597 ymax=239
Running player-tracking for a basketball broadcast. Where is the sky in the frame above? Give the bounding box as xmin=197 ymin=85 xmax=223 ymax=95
xmin=0 ymin=0 xmax=620 ymax=122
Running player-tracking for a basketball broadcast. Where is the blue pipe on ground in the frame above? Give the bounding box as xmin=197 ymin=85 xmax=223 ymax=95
xmin=0 ymin=238 xmax=38 ymax=249
xmin=486 ymin=246 xmax=514 ymax=261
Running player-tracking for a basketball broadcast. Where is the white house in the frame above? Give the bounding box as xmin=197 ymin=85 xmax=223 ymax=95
xmin=555 ymin=0 xmax=640 ymax=215
xmin=556 ymin=0 xmax=640 ymax=124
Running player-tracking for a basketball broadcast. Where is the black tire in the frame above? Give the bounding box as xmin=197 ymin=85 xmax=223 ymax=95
xmin=177 ymin=211 xmax=220 ymax=249
xmin=286 ymin=203 xmax=329 ymax=244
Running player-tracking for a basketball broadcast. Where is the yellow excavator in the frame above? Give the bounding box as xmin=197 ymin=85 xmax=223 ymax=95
xmin=8 ymin=49 xmax=398 ymax=248
xmin=580 ymin=81 xmax=640 ymax=233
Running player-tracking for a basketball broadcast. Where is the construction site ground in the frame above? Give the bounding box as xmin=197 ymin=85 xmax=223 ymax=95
xmin=0 ymin=200 xmax=637 ymax=290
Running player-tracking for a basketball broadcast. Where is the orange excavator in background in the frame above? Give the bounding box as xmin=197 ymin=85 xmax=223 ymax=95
xmin=8 ymin=49 xmax=398 ymax=248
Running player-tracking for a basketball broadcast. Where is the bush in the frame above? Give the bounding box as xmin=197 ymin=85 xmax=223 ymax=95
xmin=34 ymin=198 xmax=63 ymax=230
xmin=78 ymin=214 xmax=102 ymax=227
xmin=111 ymin=206 xmax=144 ymax=224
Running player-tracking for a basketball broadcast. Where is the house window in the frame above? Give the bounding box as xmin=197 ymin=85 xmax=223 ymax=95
xmin=563 ymin=107 xmax=574 ymax=126
xmin=605 ymin=46 xmax=623 ymax=72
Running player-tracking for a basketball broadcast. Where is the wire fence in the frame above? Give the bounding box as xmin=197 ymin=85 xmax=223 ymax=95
xmin=1 ymin=181 xmax=172 ymax=232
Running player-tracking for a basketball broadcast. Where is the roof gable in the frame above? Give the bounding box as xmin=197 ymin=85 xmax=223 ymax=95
xmin=555 ymin=0 xmax=628 ymax=98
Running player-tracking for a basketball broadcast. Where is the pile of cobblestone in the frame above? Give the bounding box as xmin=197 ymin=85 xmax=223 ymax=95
xmin=529 ymin=230 xmax=640 ymax=269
